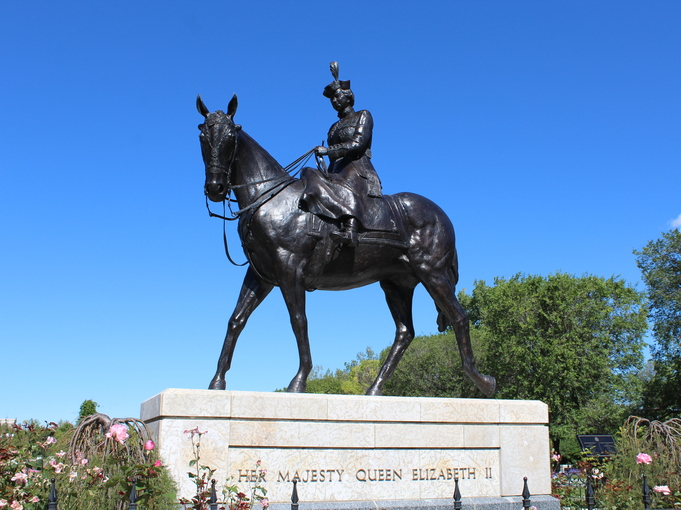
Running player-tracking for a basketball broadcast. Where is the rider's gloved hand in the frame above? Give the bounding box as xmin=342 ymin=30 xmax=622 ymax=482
xmin=314 ymin=146 xmax=328 ymax=156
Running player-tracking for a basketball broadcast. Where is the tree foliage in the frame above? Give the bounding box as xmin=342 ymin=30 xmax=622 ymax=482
xmin=459 ymin=273 xmax=648 ymax=457
xmin=381 ymin=330 xmax=485 ymax=398
xmin=77 ymin=399 xmax=99 ymax=424
xmin=304 ymin=273 xmax=648 ymax=461
xmin=305 ymin=348 xmax=380 ymax=395
xmin=634 ymin=228 xmax=681 ymax=419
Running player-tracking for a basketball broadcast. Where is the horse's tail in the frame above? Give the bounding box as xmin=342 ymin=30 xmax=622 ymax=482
xmin=436 ymin=248 xmax=459 ymax=332
xmin=451 ymin=246 xmax=460 ymax=286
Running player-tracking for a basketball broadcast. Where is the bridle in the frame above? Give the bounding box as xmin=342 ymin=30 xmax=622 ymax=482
xmin=203 ymin=127 xmax=299 ymax=220
xmin=202 ymin=119 xmax=316 ymax=266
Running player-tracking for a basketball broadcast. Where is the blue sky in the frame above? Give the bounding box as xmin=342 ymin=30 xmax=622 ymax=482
xmin=1 ymin=1 xmax=679 ymax=423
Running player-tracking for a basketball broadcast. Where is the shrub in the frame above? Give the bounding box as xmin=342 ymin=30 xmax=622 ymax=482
xmin=551 ymin=416 xmax=681 ymax=509
xmin=0 ymin=417 xmax=177 ymax=510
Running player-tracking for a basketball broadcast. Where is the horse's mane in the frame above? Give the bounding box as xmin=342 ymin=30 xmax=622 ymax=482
xmin=238 ymin=130 xmax=287 ymax=176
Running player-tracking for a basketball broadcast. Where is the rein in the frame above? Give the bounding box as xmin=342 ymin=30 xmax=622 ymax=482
xmin=205 ymin=146 xmax=317 ymax=266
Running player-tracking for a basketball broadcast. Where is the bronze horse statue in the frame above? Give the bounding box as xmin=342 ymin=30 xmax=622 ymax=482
xmin=197 ymin=94 xmax=496 ymax=397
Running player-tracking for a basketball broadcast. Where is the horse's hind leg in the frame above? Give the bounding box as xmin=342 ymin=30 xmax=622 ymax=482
xmin=367 ymin=278 xmax=418 ymax=396
xmin=209 ymin=266 xmax=273 ymax=390
xmin=421 ymin=272 xmax=496 ymax=397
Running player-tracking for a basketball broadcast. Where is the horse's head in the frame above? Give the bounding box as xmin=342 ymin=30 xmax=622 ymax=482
xmin=197 ymin=94 xmax=242 ymax=202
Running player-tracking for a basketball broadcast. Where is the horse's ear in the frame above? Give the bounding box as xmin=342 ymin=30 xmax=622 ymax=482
xmin=196 ymin=94 xmax=210 ymax=118
xmin=227 ymin=94 xmax=238 ymax=117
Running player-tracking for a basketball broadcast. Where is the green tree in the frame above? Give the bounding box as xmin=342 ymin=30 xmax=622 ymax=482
xmin=634 ymin=228 xmax=681 ymax=419
xmin=381 ymin=330 xmax=486 ymax=398
xmin=305 ymin=348 xmax=380 ymax=395
xmin=77 ymin=399 xmax=99 ymax=424
xmin=460 ymin=273 xmax=647 ymax=459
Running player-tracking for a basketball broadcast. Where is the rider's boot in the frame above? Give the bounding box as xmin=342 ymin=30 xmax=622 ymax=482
xmin=331 ymin=217 xmax=359 ymax=248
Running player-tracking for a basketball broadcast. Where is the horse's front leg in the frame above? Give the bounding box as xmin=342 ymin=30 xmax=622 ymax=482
xmin=279 ymin=268 xmax=311 ymax=393
xmin=209 ymin=266 xmax=273 ymax=390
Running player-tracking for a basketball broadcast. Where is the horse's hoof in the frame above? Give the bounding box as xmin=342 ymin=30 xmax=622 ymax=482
xmin=478 ymin=375 xmax=496 ymax=397
xmin=286 ymin=379 xmax=306 ymax=393
xmin=208 ymin=377 xmax=226 ymax=390
xmin=365 ymin=386 xmax=383 ymax=396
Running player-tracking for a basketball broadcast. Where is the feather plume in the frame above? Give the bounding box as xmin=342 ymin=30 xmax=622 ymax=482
xmin=330 ymin=61 xmax=339 ymax=81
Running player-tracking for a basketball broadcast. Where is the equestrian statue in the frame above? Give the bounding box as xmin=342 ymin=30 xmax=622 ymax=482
xmin=197 ymin=62 xmax=496 ymax=397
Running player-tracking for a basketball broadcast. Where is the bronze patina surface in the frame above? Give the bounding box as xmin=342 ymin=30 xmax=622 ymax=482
xmin=197 ymin=63 xmax=495 ymax=397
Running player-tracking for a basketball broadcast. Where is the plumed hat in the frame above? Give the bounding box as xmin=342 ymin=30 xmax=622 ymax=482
xmin=323 ymin=61 xmax=351 ymax=98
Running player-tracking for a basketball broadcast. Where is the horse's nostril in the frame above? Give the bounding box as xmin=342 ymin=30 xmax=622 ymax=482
xmin=216 ymin=184 xmax=224 ymax=194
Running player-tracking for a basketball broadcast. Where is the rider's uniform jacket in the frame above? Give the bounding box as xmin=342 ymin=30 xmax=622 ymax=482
xmin=326 ymin=109 xmax=382 ymax=199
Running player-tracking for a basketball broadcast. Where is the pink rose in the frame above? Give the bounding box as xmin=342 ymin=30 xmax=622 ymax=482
xmin=49 ymin=460 xmax=65 ymax=473
xmin=29 ymin=497 xmax=39 ymax=504
xmin=261 ymin=499 xmax=269 ymax=509
xmin=551 ymin=453 xmax=561 ymax=462
xmin=183 ymin=426 xmax=207 ymax=437
xmin=10 ymin=502 xmax=22 ymax=510
xmin=105 ymin=423 xmax=129 ymax=444
xmin=154 ymin=460 xmax=162 ymax=467
xmin=0 ymin=500 xmax=7 ymax=507
xmin=10 ymin=472 xmax=27 ymax=484
xmin=654 ymin=485 xmax=671 ymax=496
xmin=44 ymin=436 xmax=57 ymax=445
xmin=636 ymin=453 xmax=653 ymax=464
xmin=145 ymin=440 xmax=155 ymax=451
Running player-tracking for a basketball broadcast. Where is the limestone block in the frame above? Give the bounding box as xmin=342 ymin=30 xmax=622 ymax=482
xmin=374 ymin=423 xmax=464 ymax=448
xmin=499 ymin=425 xmax=551 ymax=496
xmin=231 ymin=391 xmax=329 ymax=420
xmin=140 ymin=390 xmax=551 ymax=504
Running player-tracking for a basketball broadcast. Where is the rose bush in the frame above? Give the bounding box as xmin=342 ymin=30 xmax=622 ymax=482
xmin=0 ymin=419 xmax=177 ymax=510
xmin=179 ymin=427 xmax=268 ymax=510
xmin=552 ymin=417 xmax=681 ymax=509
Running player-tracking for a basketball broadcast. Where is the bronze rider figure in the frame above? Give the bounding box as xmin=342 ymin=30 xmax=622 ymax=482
xmin=306 ymin=62 xmax=384 ymax=248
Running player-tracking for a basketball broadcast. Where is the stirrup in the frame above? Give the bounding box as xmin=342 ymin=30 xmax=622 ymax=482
xmin=331 ymin=219 xmax=358 ymax=247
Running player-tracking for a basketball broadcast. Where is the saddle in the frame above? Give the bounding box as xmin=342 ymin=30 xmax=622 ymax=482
xmin=305 ymin=194 xmax=408 ymax=250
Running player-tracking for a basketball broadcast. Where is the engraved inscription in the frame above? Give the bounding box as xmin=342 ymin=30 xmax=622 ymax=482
xmin=277 ymin=469 xmax=345 ymax=483
xmin=356 ymin=469 xmax=403 ymax=482
xmin=237 ymin=469 xmax=266 ymax=483
xmin=256 ymin=466 xmax=491 ymax=483
xmin=412 ymin=467 xmax=476 ymax=480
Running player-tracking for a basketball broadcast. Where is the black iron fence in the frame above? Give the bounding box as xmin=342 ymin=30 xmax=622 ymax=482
xmin=43 ymin=474 xmax=664 ymax=510
xmin=552 ymin=470 xmax=667 ymax=510
xmin=45 ymin=477 xmax=140 ymax=510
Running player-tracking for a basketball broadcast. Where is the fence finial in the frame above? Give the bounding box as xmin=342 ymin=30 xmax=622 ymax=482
xmin=129 ymin=478 xmax=138 ymax=510
xmin=522 ymin=477 xmax=531 ymax=510
xmin=210 ymin=479 xmax=218 ymax=510
xmin=48 ymin=478 xmax=58 ymax=510
xmin=585 ymin=474 xmax=595 ymax=510
xmin=291 ymin=479 xmax=299 ymax=510
xmin=642 ymin=474 xmax=651 ymax=510
xmin=453 ymin=477 xmax=462 ymax=510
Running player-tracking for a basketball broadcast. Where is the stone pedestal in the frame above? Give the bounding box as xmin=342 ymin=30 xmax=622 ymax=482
xmin=140 ymin=390 xmax=555 ymax=509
